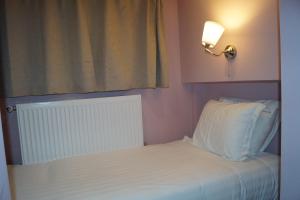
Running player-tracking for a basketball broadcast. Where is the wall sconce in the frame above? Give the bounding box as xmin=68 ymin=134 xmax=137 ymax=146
xmin=202 ymin=21 xmax=237 ymax=60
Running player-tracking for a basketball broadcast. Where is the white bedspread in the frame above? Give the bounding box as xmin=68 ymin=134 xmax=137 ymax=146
xmin=9 ymin=140 xmax=279 ymax=200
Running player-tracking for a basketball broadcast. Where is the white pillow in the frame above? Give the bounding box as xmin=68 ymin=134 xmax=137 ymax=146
xmin=193 ymin=100 xmax=265 ymax=161
xmin=219 ymin=97 xmax=280 ymax=153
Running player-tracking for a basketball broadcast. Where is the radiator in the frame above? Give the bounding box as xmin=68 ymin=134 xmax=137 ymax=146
xmin=17 ymin=95 xmax=144 ymax=165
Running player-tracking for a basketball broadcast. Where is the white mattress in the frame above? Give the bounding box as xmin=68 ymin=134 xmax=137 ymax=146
xmin=8 ymin=140 xmax=279 ymax=200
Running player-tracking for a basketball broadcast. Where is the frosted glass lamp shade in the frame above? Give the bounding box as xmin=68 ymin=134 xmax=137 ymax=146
xmin=202 ymin=21 xmax=225 ymax=48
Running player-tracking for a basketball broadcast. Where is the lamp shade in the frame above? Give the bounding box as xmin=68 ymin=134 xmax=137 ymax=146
xmin=202 ymin=21 xmax=225 ymax=48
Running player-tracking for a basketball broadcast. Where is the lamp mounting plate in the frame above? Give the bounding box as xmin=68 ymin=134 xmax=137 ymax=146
xmin=224 ymin=45 xmax=237 ymax=59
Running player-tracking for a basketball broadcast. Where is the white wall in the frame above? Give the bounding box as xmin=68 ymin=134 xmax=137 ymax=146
xmin=0 ymin=113 xmax=10 ymax=200
xmin=280 ymin=0 xmax=300 ymax=199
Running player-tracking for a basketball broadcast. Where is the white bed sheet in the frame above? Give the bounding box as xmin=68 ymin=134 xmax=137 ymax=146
xmin=9 ymin=140 xmax=279 ymax=200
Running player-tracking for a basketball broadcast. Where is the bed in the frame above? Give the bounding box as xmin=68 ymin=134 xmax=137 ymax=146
xmin=8 ymin=96 xmax=280 ymax=200
xmin=9 ymin=139 xmax=279 ymax=200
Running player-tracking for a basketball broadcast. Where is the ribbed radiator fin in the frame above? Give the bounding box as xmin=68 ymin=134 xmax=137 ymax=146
xmin=17 ymin=95 xmax=143 ymax=165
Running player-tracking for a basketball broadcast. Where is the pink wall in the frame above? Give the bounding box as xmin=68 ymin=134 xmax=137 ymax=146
xmin=178 ymin=0 xmax=280 ymax=82
xmin=2 ymin=0 xmax=194 ymax=164
xmin=176 ymin=0 xmax=281 ymax=153
xmin=1 ymin=0 xmax=281 ymax=164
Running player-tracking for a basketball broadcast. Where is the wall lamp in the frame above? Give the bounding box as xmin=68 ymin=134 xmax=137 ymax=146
xmin=202 ymin=21 xmax=237 ymax=60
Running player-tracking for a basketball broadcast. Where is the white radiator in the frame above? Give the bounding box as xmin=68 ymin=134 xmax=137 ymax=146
xmin=17 ymin=95 xmax=144 ymax=165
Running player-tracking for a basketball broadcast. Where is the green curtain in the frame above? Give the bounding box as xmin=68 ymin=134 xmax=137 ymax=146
xmin=0 ymin=0 xmax=168 ymax=97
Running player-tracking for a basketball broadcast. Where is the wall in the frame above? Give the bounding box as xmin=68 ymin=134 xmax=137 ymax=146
xmin=2 ymin=0 xmax=194 ymax=164
xmin=2 ymin=0 xmax=281 ymax=165
xmin=178 ymin=0 xmax=280 ymax=82
xmin=280 ymin=0 xmax=300 ymax=199
xmin=177 ymin=0 xmax=281 ymax=154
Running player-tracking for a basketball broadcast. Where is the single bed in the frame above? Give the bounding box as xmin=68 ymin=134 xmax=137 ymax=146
xmin=8 ymin=96 xmax=280 ymax=200
xmin=9 ymin=139 xmax=279 ymax=200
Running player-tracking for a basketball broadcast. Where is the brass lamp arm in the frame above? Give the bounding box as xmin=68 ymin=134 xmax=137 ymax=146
xmin=203 ymin=44 xmax=237 ymax=60
xmin=204 ymin=48 xmax=224 ymax=56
